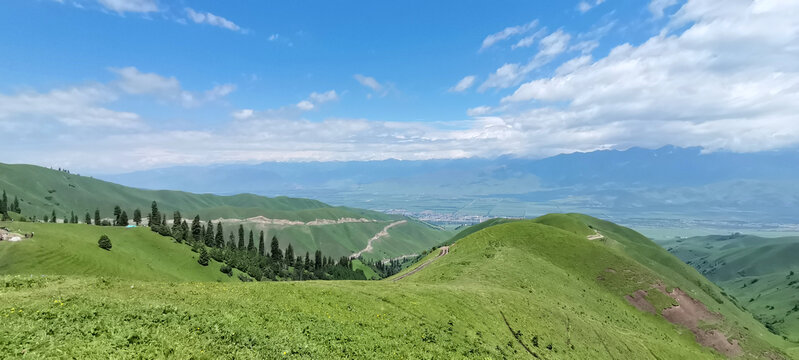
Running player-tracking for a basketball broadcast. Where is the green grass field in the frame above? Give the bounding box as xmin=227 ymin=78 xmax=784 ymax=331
xmin=0 ymin=214 xmax=794 ymax=358
xmin=658 ymin=233 xmax=799 ymax=343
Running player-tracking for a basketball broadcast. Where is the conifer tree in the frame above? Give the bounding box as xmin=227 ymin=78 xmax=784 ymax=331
xmin=12 ymin=196 xmax=20 ymax=213
xmin=43 ymin=215 xmax=49 ymax=223
xmin=85 ymin=212 xmax=92 ymax=225
xmin=258 ymin=231 xmax=265 ymax=256
xmin=229 ymin=231 xmax=236 ymax=248
xmin=197 ymin=246 xmax=209 ymax=266
xmin=94 ymin=209 xmax=100 ymax=226
xmin=150 ymin=201 xmax=160 ymax=226
xmin=191 ymin=215 xmax=202 ymax=243
xmin=305 ymin=252 xmax=311 ymax=270
xmin=51 ymin=210 xmax=56 ymax=223
xmin=162 ymin=214 xmax=166 ymax=227
xmin=113 ymin=206 xmax=121 ymax=226
xmin=133 ymin=209 xmax=142 ymax=225
xmin=181 ymin=220 xmax=189 ymax=242
xmin=238 ymin=225 xmax=245 ymax=249
xmin=205 ymin=222 xmax=215 ymax=247
xmin=285 ymin=244 xmax=295 ymax=267
xmin=120 ymin=211 xmax=128 ymax=226
xmin=315 ymin=250 xmax=322 ymax=270
xmin=0 ymin=190 xmax=6 ymax=214
xmin=247 ymin=230 xmax=255 ymax=252
xmin=215 ymin=222 xmax=224 ymax=248
xmin=271 ymin=236 xmax=283 ymax=263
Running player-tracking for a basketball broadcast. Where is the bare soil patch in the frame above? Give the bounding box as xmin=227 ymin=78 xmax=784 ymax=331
xmin=625 ymin=290 xmax=657 ymax=315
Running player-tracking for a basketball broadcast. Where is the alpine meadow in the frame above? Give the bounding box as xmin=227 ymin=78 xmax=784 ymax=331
xmin=2 ymin=0 xmax=799 ymax=359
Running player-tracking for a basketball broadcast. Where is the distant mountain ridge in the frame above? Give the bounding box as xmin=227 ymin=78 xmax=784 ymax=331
xmin=98 ymin=146 xmax=799 ymax=224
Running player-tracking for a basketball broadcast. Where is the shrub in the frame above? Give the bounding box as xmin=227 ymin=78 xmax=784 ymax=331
xmin=98 ymin=235 xmax=112 ymax=251
xmin=220 ymin=264 xmax=232 ymax=276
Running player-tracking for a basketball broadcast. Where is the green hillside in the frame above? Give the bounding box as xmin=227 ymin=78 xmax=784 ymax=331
xmin=658 ymin=233 xmax=799 ymax=342
xmin=0 ymin=222 xmax=239 ymax=282
xmin=1 ymin=214 xmax=793 ymax=358
xmin=0 ymin=163 xmax=450 ymax=259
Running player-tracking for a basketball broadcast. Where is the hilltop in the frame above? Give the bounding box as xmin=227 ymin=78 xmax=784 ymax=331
xmin=1 ymin=214 xmax=793 ymax=358
xmin=0 ymin=163 xmax=449 ymax=259
xmin=659 ymin=233 xmax=799 ymax=342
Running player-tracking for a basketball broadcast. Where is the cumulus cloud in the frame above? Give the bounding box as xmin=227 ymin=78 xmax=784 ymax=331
xmin=649 ymin=0 xmax=680 ymax=18
xmin=496 ymin=0 xmax=799 ymax=154
xmin=295 ymin=90 xmax=339 ymax=111
xmin=97 ymin=0 xmax=158 ymax=13
xmin=449 ymin=76 xmax=476 ymax=92
xmin=110 ymin=67 xmax=235 ymax=107
xmin=480 ymin=30 xmax=571 ymax=91
xmin=480 ymin=20 xmax=538 ymax=51
xmin=0 ymin=85 xmax=141 ymax=128
xmin=185 ymin=8 xmax=244 ymax=32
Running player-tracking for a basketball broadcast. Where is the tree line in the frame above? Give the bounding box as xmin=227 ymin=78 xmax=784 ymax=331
xmin=0 ymin=190 xmax=21 ymax=221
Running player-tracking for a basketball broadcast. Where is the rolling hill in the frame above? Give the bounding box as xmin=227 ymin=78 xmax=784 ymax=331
xmin=658 ymin=233 xmax=799 ymax=342
xmin=1 ymin=214 xmax=794 ymax=358
xmin=0 ymin=163 xmax=450 ymax=259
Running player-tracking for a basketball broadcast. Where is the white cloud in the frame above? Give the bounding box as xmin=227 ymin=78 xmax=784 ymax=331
xmin=480 ymin=20 xmax=538 ymax=51
xmin=649 ymin=0 xmax=680 ymax=18
xmin=577 ymin=0 xmax=606 ymax=13
xmin=185 ymin=8 xmax=243 ymax=33
xmin=466 ymin=106 xmax=493 ymax=116
xmin=496 ymin=0 xmax=799 ymax=154
xmin=308 ymin=90 xmax=339 ymax=104
xmin=354 ymin=74 xmax=382 ymax=92
xmin=480 ymin=30 xmax=571 ymax=91
xmin=449 ymin=75 xmax=476 ymax=92
xmin=110 ymin=67 xmax=235 ymax=107
xmin=232 ymin=109 xmax=254 ymax=120
xmin=268 ymin=34 xmax=279 ymax=41
xmin=0 ymin=85 xmax=141 ymax=128
xmin=296 ymin=100 xmax=315 ymax=111
xmin=97 ymin=0 xmax=158 ymax=13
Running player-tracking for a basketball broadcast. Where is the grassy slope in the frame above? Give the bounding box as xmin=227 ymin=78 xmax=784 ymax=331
xmin=0 ymin=222 xmax=240 ymax=282
xmin=0 ymin=163 xmax=449 ymax=259
xmin=658 ymin=234 xmax=799 ymax=343
xmin=350 ymin=259 xmax=378 ymax=280
xmin=0 ymin=215 xmax=792 ymax=358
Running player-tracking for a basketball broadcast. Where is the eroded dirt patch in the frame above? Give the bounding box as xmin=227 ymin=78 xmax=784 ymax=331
xmin=624 ymin=290 xmax=656 ymax=315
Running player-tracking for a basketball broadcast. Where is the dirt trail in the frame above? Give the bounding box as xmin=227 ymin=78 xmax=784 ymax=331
xmin=587 ymin=229 xmax=604 ymax=240
xmin=349 ymin=220 xmax=407 ymax=259
xmin=392 ymin=246 xmax=449 ymax=282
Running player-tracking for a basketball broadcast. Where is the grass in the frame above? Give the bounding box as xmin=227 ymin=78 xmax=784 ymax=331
xmin=0 ymin=214 xmax=793 ymax=358
xmin=350 ymin=259 xmax=378 ymax=280
xmin=0 ymin=162 xmax=450 ymax=259
xmin=0 ymin=222 xmax=240 ymax=282
xmin=657 ymin=233 xmax=799 ymax=343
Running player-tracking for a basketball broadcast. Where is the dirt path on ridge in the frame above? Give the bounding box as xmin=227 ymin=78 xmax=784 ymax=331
xmin=392 ymin=246 xmax=449 ymax=282
xmin=349 ymin=220 xmax=407 ymax=259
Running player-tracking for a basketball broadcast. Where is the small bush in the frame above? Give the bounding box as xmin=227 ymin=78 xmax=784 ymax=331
xmin=220 ymin=264 xmax=232 ymax=276
xmin=98 ymin=235 xmax=112 ymax=251
xmin=238 ymin=273 xmax=253 ymax=282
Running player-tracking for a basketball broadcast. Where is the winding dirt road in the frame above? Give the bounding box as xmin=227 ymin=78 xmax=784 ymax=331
xmin=349 ymin=220 xmax=407 ymax=259
xmin=392 ymin=246 xmax=449 ymax=282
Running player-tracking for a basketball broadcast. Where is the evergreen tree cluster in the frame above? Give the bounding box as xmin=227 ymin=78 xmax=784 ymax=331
xmin=144 ymin=201 xmax=369 ymax=282
xmin=0 ymin=190 xmax=22 ymax=220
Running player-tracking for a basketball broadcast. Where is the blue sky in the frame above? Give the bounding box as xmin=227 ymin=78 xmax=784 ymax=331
xmin=2 ymin=0 xmax=798 ymax=172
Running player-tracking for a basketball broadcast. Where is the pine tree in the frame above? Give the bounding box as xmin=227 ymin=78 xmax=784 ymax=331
xmin=0 ymin=190 xmax=7 ymax=214
xmin=197 ymin=246 xmax=209 ymax=266
xmin=191 ymin=215 xmax=202 ymax=243
xmin=237 ymin=225 xmax=245 ymax=249
xmin=284 ymin=244 xmax=294 ymax=267
xmin=305 ymin=252 xmax=311 ymax=271
xmin=162 ymin=214 xmax=166 ymax=227
xmin=181 ymin=221 xmax=189 ymax=242
xmin=150 ymin=201 xmax=160 ymax=226
xmin=247 ymin=230 xmax=255 ymax=252
xmin=43 ymin=215 xmax=49 ymax=223
xmin=85 ymin=212 xmax=92 ymax=225
xmin=314 ymin=250 xmax=322 ymax=270
xmin=258 ymin=231 xmax=265 ymax=256
xmin=12 ymin=196 xmax=20 ymax=214
xmin=51 ymin=210 xmax=56 ymax=223
xmin=120 ymin=211 xmax=128 ymax=226
xmin=94 ymin=209 xmax=100 ymax=226
xmin=113 ymin=206 xmax=121 ymax=226
xmin=70 ymin=211 xmax=75 ymax=223
xmin=133 ymin=209 xmax=142 ymax=225
xmin=215 ymin=222 xmax=224 ymax=248
xmin=229 ymin=231 xmax=236 ymax=248
xmin=205 ymin=222 xmax=215 ymax=247
xmin=271 ymin=236 xmax=283 ymax=263
xmin=98 ymin=235 xmax=112 ymax=250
